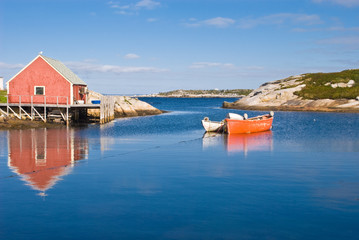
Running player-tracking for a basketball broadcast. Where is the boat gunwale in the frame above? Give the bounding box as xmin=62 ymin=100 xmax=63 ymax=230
xmin=225 ymin=114 xmax=273 ymax=122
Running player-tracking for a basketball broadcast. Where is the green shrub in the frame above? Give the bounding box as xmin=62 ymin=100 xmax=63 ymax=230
xmin=295 ymin=69 xmax=359 ymax=99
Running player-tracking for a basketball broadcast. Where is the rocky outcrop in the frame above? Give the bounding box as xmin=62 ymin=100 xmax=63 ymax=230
xmin=112 ymin=96 xmax=162 ymax=117
xmin=325 ymin=79 xmax=355 ymax=88
xmin=87 ymin=91 xmax=162 ymax=118
xmin=223 ymin=75 xmax=359 ymax=112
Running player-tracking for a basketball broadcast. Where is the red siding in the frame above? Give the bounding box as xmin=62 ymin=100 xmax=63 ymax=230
xmin=8 ymin=57 xmax=72 ymax=104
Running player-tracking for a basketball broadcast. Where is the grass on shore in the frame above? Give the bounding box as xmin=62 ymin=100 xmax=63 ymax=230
xmin=295 ymin=69 xmax=359 ymax=99
xmin=0 ymin=90 xmax=6 ymax=103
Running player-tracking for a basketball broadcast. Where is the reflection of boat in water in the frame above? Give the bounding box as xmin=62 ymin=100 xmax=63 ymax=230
xmin=202 ymin=132 xmax=225 ymax=149
xmin=202 ymin=131 xmax=273 ymax=154
xmin=225 ymin=131 xmax=273 ymax=153
xmin=202 ymin=112 xmax=274 ymax=134
xmin=7 ymin=128 xmax=88 ymax=196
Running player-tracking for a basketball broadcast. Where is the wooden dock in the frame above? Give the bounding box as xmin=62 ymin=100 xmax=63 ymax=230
xmin=0 ymin=95 xmax=115 ymax=124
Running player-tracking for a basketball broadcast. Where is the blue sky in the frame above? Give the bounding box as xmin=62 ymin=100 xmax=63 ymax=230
xmin=0 ymin=0 xmax=358 ymax=94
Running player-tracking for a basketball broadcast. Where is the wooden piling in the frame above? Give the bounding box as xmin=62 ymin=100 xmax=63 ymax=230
xmin=100 ymin=96 xmax=115 ymax=124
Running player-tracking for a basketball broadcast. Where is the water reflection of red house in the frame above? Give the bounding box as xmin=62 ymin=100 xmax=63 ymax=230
xmin=8 ymin=128 xmax=88 ymax=195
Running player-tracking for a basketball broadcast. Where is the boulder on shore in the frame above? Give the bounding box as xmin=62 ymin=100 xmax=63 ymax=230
xmin=87 ymin=90 xmax=162 ymax=118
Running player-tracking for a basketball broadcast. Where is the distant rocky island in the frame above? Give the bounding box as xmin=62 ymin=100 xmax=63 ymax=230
xmin=138 ymin=89 xmax=252 ymax=98
xmin=223 ymin=69 xmax=359 ymax=112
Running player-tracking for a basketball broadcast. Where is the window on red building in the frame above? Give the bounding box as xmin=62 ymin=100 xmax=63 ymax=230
xmin=35 ymin=86 xmax=45 ymax=95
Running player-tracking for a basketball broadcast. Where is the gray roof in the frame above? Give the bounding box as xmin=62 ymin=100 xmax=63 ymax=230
xmin=41 ymin=55 xmax=87 ymax=85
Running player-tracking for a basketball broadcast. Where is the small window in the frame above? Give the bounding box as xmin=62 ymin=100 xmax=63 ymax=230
xmin=35 ymin=86 xmax=45 ymax=95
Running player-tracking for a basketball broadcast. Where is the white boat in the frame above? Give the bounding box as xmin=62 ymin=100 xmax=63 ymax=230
xmin=201 ymin=117 xmax=225 ymax=132
xmin=226 ymin=113 xmax=244 ymax=120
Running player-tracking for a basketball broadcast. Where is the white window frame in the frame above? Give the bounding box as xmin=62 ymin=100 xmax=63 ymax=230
xmin=34 ymin=86 xmax=45 ymax=95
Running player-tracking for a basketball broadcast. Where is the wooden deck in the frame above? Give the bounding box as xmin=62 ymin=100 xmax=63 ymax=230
xmin=0 ymin=95 xmax=115 ymax=124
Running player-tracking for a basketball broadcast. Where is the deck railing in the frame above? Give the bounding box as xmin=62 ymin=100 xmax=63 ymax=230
xmin=7 ymin=95 xmax=70 ymax=106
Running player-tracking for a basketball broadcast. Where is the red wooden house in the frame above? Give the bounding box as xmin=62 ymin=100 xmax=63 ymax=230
xmin=6 ymin=54 xmax=87 ymax=105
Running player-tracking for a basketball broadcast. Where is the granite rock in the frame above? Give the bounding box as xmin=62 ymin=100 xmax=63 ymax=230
xmin=87 ymin=91 xmax=162 ymax=118
xmin=223 ymin=75 xmax=359 ymax=112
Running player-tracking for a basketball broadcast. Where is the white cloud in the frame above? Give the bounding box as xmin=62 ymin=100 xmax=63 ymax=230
xmin=147 ymin=18 xmax=158 ymax=22
xmin=186 ymin=17 xmax=235 ymax=28
xmin=107 ymin=1 xmax=122 ymax=8
xmin=186 ymin=14 xmax=322 ymax=29
xmin=190 ymin=62 xmax=235 ymax=69
xmin=238 ymin=13 xmax=322 ymax=29
xmin=135 ymin=0 xmax=160 ymax=9
xmin=108 ymin=0 xmax=160 ymax=15
xmin=115 ymin=10 xmax=132 ymax=15
xmin=83 ymin=59 xmax=97 ymax=63
xmin=292 ymin=26 xmax=359 ymax=32
xmin=65 ymin=61 xmax=168 ymax=74
xmin=0 ymin=62 xmax=24 ymax=69
xmin=202 ymin=17 xmax=235 ymax=28
xmin=243 ymin=66 xmax=265 ymax=70
xmin=313 ymin=0 xmax=359 ymax=7
xmin=318 ymin=36 xmax=359 ymax=45
xmin=124 ymin=53 xmax=140 ymax=59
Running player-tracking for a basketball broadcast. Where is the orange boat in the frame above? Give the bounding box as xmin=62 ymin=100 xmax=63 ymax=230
xmin=225 ymin=112 xmax=274 ymax=134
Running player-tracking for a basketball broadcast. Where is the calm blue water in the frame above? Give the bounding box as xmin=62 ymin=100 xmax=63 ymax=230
xmin=0 ymin=97 xmax=359 ymax=240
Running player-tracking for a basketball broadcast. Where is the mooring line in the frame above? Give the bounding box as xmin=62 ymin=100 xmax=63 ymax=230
xmin=0 ymin=136 xmax=203 ymax=181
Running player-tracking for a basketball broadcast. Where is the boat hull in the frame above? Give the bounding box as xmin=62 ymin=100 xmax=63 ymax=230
xmin=225 ymin=117 xmax=273 ymax=134
xmin=201 ymin=120 xmax=224 ymax=132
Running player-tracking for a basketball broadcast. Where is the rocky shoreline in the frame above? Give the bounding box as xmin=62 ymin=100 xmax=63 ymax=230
xmin=223 ymin=100 xmax=359 ymax=113
xmin=223 ymin=72 xmax=359 ymax=113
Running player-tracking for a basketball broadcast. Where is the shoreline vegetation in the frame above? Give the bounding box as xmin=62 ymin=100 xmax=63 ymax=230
xmin=223 ymin=69 xmax=359 ymax=113
xmin=136 ymin=89 xmax=252 ymax=98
